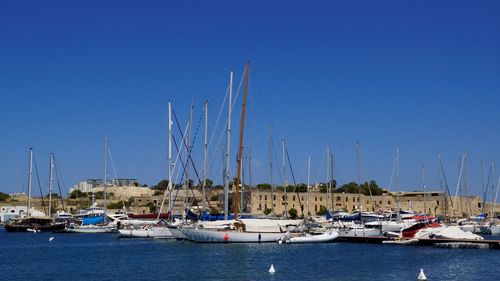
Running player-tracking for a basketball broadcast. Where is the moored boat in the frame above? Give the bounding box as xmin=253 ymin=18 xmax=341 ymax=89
xmin=5 ymin=217 xmax=66 ymax=232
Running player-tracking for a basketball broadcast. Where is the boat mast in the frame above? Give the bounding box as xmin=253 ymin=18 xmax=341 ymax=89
xmin=326 ymin=145 xmax=331 ymax=212
xmin=492 ymin=167 xmax=499 ymax=218
xmin=48 ymin=153 xmax=54 ymax=217
xmin=184 ymin=102 xmax=194 ymax=220
xmin=269 ymin=126 xmax=274 ymax=216
xmin=104 ymin=137 xmax=108 ymax=215
xmin=167 ymin=102 xmax=174 ymax=216
xmin=202 ymin=101 xmax=208 ymax=213
xmin=421 ymin=163 xmax=427 ymax=215
xmin=27 ymin=148 xmax=33 ymax=217
xmin=396 ymin=147 xmax=400 ymax=216
xmin=356 ymin=142 xmax=361 ymax=212
xmin=282 ymin=139 xmax=287 ymax=218
xmin=233 ymin=62 xmax=250 ymax=219
xmin=224 ymin=70 xmax=233 ymax=220
xmin=307 ymin=155 xmax=311 ymax=218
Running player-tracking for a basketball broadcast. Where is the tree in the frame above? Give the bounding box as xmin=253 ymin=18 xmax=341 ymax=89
xmin=107 ymin=201 xmax=129 ymax=209
xmin=0 ymin=192 xmax=10 ymax=202
xmin=143 ymin=202 xmax=156 ymax=213
xmin=210 ymin=195 xmax=219 ymax=201
xmin=151 ymin=180 xmax=169 ymax=190
xmin=316 ymin=205 xmax=327 ymax=216
xmin=45 ymin=192 xmax=60 ymax=198
xmin=288 ymin=208 xmax=298 ymax=219
xmin=263 ymin=208 xmax=273 ymax=215
xmin=69 ymin=190 xmax=87 ymax=199
xmin=257 ymin=183 xmax=271 ymax=190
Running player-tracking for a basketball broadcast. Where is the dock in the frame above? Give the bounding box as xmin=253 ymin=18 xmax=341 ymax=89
xmin=336 ymin=236 xmax=500 ymax=249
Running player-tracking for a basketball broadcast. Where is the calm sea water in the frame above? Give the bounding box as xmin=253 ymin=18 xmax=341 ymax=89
xmin=0 ymin=229 xmax=499 ymax=281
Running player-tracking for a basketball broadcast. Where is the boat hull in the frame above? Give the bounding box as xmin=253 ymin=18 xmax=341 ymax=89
xmin=118 ymin=226 xmax=173 ymax=238
xmin=64 ymin=225 xmax=116 ymax=233
xmin=183 ymin=228 xmax=283 ymax=243
xmin=282 ymin=230 xmax=339 ymax=244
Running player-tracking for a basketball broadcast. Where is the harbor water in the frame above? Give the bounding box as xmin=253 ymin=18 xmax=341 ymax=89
xmin=1 ymin=230 xmax=499 ymax=281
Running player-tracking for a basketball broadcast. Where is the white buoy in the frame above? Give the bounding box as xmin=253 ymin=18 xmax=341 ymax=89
xmin=269 ymin=264 xmax=275 ymax=274
xmin=49 ymin=237 xmax=55 ymax=242
xmin=418 ymin=268 xmax=427 ymax=280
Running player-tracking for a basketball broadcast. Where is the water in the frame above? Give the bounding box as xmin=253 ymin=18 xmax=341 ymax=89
xmin=1 ymin=229 xmax=499 ymax=281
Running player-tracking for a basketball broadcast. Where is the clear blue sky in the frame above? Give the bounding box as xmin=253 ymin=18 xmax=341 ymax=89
xmin=1 ymin=1 xmax=499 ymax=199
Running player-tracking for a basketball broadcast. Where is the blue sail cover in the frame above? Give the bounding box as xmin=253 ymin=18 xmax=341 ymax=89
xmin=81 ymin=215 xmax=105 ymax=225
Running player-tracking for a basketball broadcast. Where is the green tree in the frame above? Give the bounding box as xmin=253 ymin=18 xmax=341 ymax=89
xmin=316 ymin=205 xmax=327 ymax=216
xmin=45 ymin=192 xmax=60 ymax=198
xmin=107 ymin=201 xmax=129 ymax=209
xmin=152 ymin=180 xmax=169 ymax=190
xmin=210 ymin=195 xmax=219 ymax=201
xmin=263 ymin=208 xmax=273 ymax=215
xmin=0 ymin=192 xmax=10 ymax=202
xmin=257 ymin=183 xmax=271 ymax=190
xmin=143 ymin=202 xmax=156 ymax=213
xmin=288 ymin=208 xmax=298 ymax=219
xmin=69 ymin=190 xmax=87 ymax=199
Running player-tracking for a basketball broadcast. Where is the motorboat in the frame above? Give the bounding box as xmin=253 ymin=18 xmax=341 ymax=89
xmin=278 ymin=230 xmax=339 ymax=244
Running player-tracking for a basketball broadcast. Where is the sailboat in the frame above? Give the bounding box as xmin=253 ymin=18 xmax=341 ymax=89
xmin=182 ymin=64 xmax=303 ymax=243
xmin=5 ymin=148 xmax=66 ymax=233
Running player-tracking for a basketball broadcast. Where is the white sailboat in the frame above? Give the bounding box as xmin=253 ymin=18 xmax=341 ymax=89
xmin=278 ymin=229 xmax=339 ymax=244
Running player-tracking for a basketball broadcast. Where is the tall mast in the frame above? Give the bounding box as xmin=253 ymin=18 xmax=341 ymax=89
xmin=104 ymin=137 xmax=108 ymax=215
xmin=48 ymin=153 xmax=54 ymax=217
xmin=307 ymin=155 xmax=311 ymax=218
xmin=269 ymin=126 xmax=274 ymax=216
xmin=282 ymin=139 xmax=287 ymax=218
xmin=396 ymin=146 xmax=400 ymax=215
xmin=27 ymin=148 xmax=33 ymax=217
xmin=492 ymin=166 xmax=499 ymax=218
xmin=224 ymin=70 xmax=233 ymax=220
xmin=326 ymin=146 xmax=331 ymax=212
xmin=167 ymin=102 xmax=173 ymax=213
xmin=356 ymin=142 xmax=361 ymax=211
xmin=202 ymin=101 xmax=208 ymax=213
xmin=184 ymin=102 xmax=194 ymax=219
xmin=234 ymin=62 xmax=250 ymax=219
xmin=421 ymin=163 xmax=426 ymax=215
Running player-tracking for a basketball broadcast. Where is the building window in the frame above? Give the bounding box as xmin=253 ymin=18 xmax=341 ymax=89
xmin=346 ymin=197 xmax=348 ymax=202
xmin=315 ymin=197 xmax=317 ymax=202
xmin=259 ymin=195 xmax=262 ymax=200
xmin=259 ymin=204 xmax=262 ymax=210
xmin=274 ymin=195 xmax=276 ymax=201
xmin=315 ymin=205 xmax=318 ymax=212
xmin=265 ymin=195 xmax=267 ymax=201
xmin=320 ymin=197 xmax=322 ymax=202
xmin=293 ymin=195 xmax=296 ymax=201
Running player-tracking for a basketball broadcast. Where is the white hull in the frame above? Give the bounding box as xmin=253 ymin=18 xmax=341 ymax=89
xmin=118 ymin=226 xmax=173 ymax=238
xmin=183 ymin=228 xmax=283 ymax=243
xmin=280 ymin=230 xmax=339 ymax=244
xmin=168 ymin=226 xmax=188 ymax=240
xmin=65 ymin=225 xmax=115 ymax=233
xmin=491 ymin=225 xmax=500 ymax=235
xmin=336 ymin=227 xmax=381 ymax=238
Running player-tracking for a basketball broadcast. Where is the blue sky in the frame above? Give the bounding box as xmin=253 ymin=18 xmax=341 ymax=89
xmin=1 ymin=1 xmax=499 ymax=199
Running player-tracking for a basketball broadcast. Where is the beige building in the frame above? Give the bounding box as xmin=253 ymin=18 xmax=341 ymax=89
xmin=250 ymin=189 xmax=500 ymax=218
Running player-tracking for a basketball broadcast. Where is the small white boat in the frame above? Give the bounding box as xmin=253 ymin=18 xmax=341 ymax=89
xmin=382 ymin=238 xmax=419 ymax=245
xmin=118 ymin=225 xmax=173 ymax=238
xmin=279 ymin=230 xmax=339 ymax=244
xmin=65 ymin=224 xmax=116 ymax=234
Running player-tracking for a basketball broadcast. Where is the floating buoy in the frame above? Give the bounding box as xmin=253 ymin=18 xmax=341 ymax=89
xmin=49 ymin=237 xmax=55 ymax=242
xmin=269 ymin=264 xmax=275 ymax=274
xmin=224 ymin=233 xmax=229 ymax=241
xmin=418 ymin=268 xmax=427 ymax=280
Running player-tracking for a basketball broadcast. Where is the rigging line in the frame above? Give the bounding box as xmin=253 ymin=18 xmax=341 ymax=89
xmin=482 ymin=163 xmax=493 ymax=215
xmin=388 ymin=155 xmax=397 ymax=192
xmin=169 ymin=122 xmax=191 ymax=210
xmin=439 ymin=157 xmax=453 ymax=210
xmin=32 ymin=153 xmax=47 ymax=215
xmin=107 ymin=147 xmax=119 ymax=181
xmin=271 ymin=135 xmax=284 ymax=184
xmin=313 ymin=149 xmax=326 ymax=186
xmin=207 ymin=83 xmax=230 ymax=150
xmin=159 ymin=125 xmax=187 ymax=215
xmin=170 ymin=119 xmax=213 ymax=209
xmin=172 ymin=109 xmax=203 ymax=185
xmin=53 ymin=156 xmax=66 ymax=210
xmin=284 ymin=143 xmax=304 ymax=217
